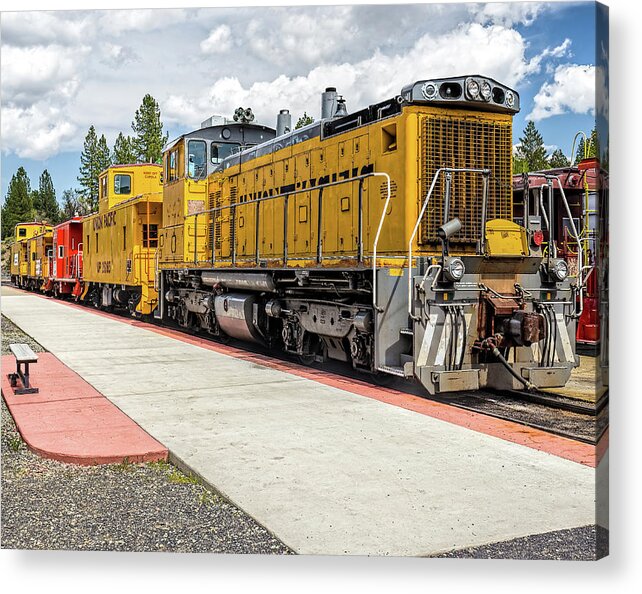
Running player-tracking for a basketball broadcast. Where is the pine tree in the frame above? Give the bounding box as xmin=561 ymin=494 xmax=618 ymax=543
xmin=131 ymin=94 xmax=168 ymax=163
xmin=575 ymin=128 xmax=599 ymax=164
xmin=38 ymin=170 xmax=60 ymax=224
xmin=97 ymin=134 xmax=112 ymax=174
xmin=549 ymin=149 xmax=570 ymax=168
xmin=295 ymin=112 xmax=314 ymax=129
xmin=1 ymin=167 xmax=34 ymax=239
xmin=113 ymin=132 xmax=138 ymax=165
xmin=515 ymin=121 xmax=549 ymax=172
xmin=31 ymin=188 xmax=43 ymax=216
xmin=77 ymin=125 xmax=100 ymax=213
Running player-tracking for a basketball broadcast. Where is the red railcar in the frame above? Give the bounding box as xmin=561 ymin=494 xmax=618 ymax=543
xmin=513 ymin=158 xmax=606 ymax=351
xmin=45 ymin=216 xmax=84 ymax=297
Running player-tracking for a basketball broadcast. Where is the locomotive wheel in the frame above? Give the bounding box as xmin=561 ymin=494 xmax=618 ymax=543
xmin=297 ymin=354 xmax=317 ymax=367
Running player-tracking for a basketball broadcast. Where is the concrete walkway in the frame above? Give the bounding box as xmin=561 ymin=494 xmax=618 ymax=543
xmin=1 ymin=293 xmax=598 ymax=556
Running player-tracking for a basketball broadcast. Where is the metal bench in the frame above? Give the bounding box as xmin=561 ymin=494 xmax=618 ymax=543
xmin=7 ymin=343 xmax=39 ymax=394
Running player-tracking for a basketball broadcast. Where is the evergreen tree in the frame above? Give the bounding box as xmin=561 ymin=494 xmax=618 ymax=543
xmin=295 ymin=112 xmax=315 ymax=129
xmin=77 ymin=125 xmax=100 ymax=213
xmin=1 ymin=167 xmax=34 ymax=238
xmin=549 ymin=148 xmax=570 ymax=168
xmin=515 ymin=121 xmax=549 ymax=172
xmin=31 ymin=188 xmax=43 ymax=216
xmin=113 ymin=132 xmax=138 ymax=164
xmin=38 ymin=170 xmax=60 ymax=224
xmin=131 ymin=94 xmax=168 ymax=163
xmin=97 ymin=134 xmax=112 ymax=174
xmin=575 ymin=128 xmax=599 ymax=164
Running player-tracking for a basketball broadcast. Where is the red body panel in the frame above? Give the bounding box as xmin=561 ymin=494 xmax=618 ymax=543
xmin=50 ymin=217 xmax=84 ymax=294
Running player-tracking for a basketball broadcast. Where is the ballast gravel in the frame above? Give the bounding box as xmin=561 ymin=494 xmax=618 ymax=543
xmin=432 ymin=524 xmax=608 ymax=560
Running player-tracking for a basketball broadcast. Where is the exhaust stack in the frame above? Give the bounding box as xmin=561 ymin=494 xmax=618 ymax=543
xmin=276 ymin=109 xmax=292 ymax=136
xmin=321 ymin=87 xmax=338 ymax=119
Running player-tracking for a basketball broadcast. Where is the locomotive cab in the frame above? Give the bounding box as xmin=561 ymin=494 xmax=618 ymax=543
xmin=158 ymin=119 xmax=276 ymax=272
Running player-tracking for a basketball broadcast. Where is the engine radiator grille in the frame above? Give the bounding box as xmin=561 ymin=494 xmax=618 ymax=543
xmin=419 ymin=113 xmax=512 ymax=245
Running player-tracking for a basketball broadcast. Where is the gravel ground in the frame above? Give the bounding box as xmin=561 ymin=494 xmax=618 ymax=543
xmin=2 ymin=315 xmax=45 ymax=356
xmin=1 ymin=399 xmax=292 ymax=553
xmin=1 ymin=314 xmax=292 ymax=554
xmin=431 ymin=525 xmax=609 ymax=560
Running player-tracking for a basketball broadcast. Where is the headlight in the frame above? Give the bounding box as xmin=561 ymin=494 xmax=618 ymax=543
xmin=421 ymin=82 xmax=438 ymax=100
xmin=506 ymin=90 xmax=515 ymax=108
xmin=466 ymin=78 xmax=480 ymax=99
xmin=481 ymin=81 xmax=492 ymax=101
xmin=444 ymin=258 xmax=465 ymax=282
xmin=551 ymin=259 xmax=568 ymax=281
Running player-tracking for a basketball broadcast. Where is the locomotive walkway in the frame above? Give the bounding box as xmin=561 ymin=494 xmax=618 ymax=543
xmin=1 ymin=290 xmax=606 ymax=556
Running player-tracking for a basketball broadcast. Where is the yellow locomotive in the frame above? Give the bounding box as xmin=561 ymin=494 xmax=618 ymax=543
xmin=81 ymin=163 xmax=163 ymax=315
xmin=159 ymin=75 xmax=577 ymax=394
xmin=10 ymin=222 xmax=53 ymax=291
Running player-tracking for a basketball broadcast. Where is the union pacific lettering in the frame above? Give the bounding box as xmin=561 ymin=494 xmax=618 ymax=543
xmin=93 ymin=211 xmax=117 ymax=230
xmin=237 ymin=164 xmax=374 ymax=203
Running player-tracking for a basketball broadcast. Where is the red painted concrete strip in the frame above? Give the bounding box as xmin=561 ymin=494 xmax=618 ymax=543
xmin=1 ymin=353 xmax=168 ymax=465
xmin=7 ymin=289 xmax=599 ymax=467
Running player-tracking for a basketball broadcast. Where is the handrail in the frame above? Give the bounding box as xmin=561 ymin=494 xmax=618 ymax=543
xmin=368 ymin=172 xmax=392 ymax=312
xmin=524 ymin=172 xmax=584 ymax=318
xmin=407 ymin=167 xmax=491 ymax=321
xmin=186 ymin=171 xmax=391 ymax=274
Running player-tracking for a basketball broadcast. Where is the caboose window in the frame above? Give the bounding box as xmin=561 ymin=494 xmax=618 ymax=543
xmin=187 ymin=140 xmax=206 ymax=178
xmin=143 ymin=224 xmax=158 ymax=248
xmin=18 ymin=228 xmax=26 ymax=237
xmin=100 ymin=176 xmax=108 ymax=199
xmin=114 ymin=174 xmax=131 ymax=195
xmin=211 ymin=142 xmax=238 ymax=165
xmin=58 ymin=246 xmax=64 ymax=259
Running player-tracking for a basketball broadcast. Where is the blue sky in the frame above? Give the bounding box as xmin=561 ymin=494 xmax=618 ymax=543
xmin=1 ymin=1 xmax=604 ymax=203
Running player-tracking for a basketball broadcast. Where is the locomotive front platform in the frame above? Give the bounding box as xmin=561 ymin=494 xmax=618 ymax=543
xmin=1 ymin=291 xmax=605 ymax=556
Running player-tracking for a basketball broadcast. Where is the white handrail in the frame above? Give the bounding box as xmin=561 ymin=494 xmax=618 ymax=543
xmin=371 ymin=172 xmax=392 ymax=312
xmin=407 ymin=167 xmax=491 ymax=320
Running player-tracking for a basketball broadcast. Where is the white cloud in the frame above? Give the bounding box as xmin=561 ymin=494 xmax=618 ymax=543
xmin=0 ymin=11 xmax=90 ymax=47
xmin=200 ymin=25 xmax=232 ymax=54
xmin=469 ymin=2 xmax=545 ymax=27
xmin=97 ymin=9 xmax=190 ymax=36
xmin=165 ymin=23 xmax=543 ymax=129
xmin=528 ymin=64 xmax=595 ymax=121
xmin=1 ymin=104 xmax=78 ymax=159
xmin=1 ymin=44 xmax=90 ymax=107
xmin=243 ymin=6 xmax=358 ymax=68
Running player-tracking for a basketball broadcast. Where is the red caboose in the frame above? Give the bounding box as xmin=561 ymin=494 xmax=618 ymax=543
xmin=512 ymin=158 xmax=606 ymax=352
xmin=46 ymin=217 xmax=84 ymax=297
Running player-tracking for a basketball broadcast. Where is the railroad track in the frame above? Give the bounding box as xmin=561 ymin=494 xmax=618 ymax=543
xmin=12 ymin=286 xmax=608 ymax=446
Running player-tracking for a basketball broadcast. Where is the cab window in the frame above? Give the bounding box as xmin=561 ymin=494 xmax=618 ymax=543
xmin=211 ymin=142 xmax=238 ymax=165
xmin=167 ymin=149 xmax=178 ymax=182
xmin=187 ymin=140 xmax=207 ymax=178
xmin=18 ymin=228 xmax=27 ymax=237
xmin=114 ymin=174 xmax=131 ymax=195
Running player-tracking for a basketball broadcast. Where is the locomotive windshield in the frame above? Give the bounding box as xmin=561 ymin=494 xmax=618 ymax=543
xmin=211 ymin=141 xmax=239 ymax=165
xmin=187 ymin=139 xmax=207 ymax=178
